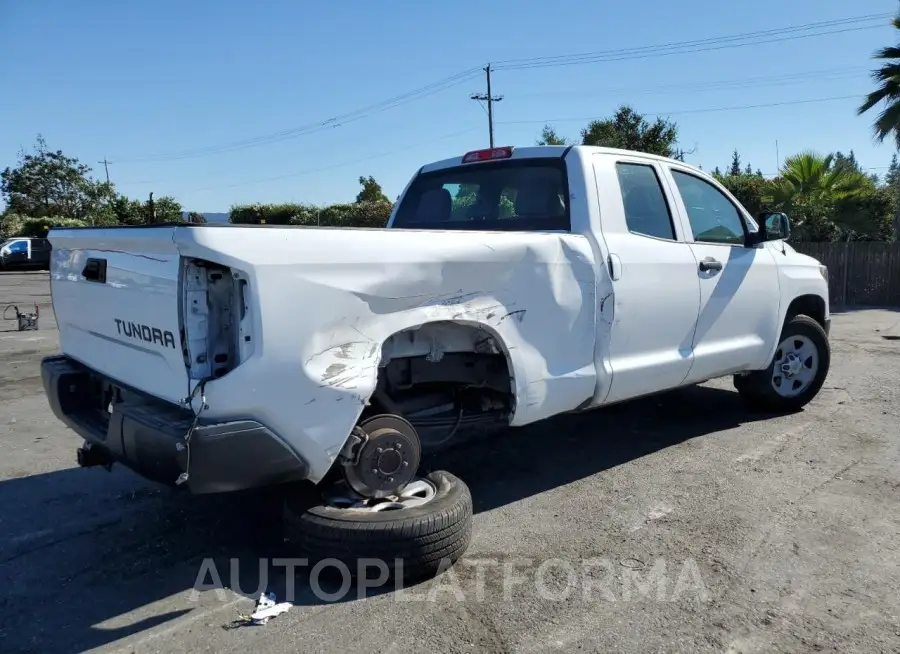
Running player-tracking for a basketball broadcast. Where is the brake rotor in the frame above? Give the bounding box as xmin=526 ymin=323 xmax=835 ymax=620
xmin=343 ymin=414 xmax=421 ymax=499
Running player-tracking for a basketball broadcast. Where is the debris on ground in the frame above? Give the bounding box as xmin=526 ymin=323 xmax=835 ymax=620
xmin=223 ymin=592 xmax=293 ymax=630
xmin=248 ymin=592 xmax=292 ymax=625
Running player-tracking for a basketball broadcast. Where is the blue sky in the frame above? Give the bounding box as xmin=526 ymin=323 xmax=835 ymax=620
xmin=1 ymin=0 xmax=898 ymax=212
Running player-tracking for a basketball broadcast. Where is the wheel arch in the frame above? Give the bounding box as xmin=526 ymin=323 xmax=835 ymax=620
xmin=784 ymin=293 xmax=827 ymax=330
xmin=753 ymin=292 xmax=829 ymax=372
xmin=373 ymin=318 xmax=522 ymax=418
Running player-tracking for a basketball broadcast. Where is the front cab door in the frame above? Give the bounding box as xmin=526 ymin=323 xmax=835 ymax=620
xmin=664 ymin=166 xmax=781 ymax=383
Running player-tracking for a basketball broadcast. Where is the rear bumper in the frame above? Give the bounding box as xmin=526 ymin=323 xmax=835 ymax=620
xmin=41 ymin=355 xmax=309 ymax=494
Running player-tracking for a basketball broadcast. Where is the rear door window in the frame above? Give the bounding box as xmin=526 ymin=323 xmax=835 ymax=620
xmin=393 ymin=160 xmax=570 ymax=231
xmin=614 ymin=163 xmax=676 ymax=240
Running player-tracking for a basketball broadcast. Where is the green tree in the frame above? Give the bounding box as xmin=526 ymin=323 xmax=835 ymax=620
xmin=580 ymin=106 xmax=680 ymax=157
xmin=355 ymin=176 xmax=389 ymax=204
xmin=719 ymin=174 xmax=773 ymax=217
xmin=146 ymin=195 xmax=183 ymax=223
xmin=728 ymin=150 xmax=742 ymax=176
xmin=107 ymin=195 xmax=144 ymax=225
xmin=537 ymin=124 xmax=568 ymax=145
xmin=858 ymin=12 xmax=900 ymax=148
xmin=833 ymin=150 xmax=862 ymax=174
xmin=769 ymin=152 xmax=871 ymax=239
xmin=883 ymin=152 xmax=900 ymax=239
xmin=1 ymin=135 xmax=115 ymax=221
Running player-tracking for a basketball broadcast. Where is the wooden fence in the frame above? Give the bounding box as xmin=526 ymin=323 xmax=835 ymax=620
xmin=792 ymin=241 xmax=900 ymax=307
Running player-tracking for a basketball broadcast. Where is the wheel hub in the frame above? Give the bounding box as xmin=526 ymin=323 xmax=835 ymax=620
xmin=781 ymin=352 xmax=803 ymax=377
xmin=377 ymin=449 xmax=403 ymax=475
xmin=343 ymin=414 xmax=421 ymax=499
xmin=771 ymin=334 xmax=819 ymax=398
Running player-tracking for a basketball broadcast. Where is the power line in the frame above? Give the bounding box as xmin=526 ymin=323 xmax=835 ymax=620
xmin=512 ymin=66 xmax=869 ymax=99
xmin=114 ymin=68 xmax=483 ymax=164
xmin=185 ymin=126 xmax=481 ymax=193
xmin=121 ymin=94 xmax=871 ymax=191
xmin=493 ymin=13 xmax=891 ymax=70
xmin=470 ymin=64 xmax=503 ymax=147
xmin=106 ymin=14 xmax=889 ymax=167
xmin=497 ymin=94 xmax=864 ymax=125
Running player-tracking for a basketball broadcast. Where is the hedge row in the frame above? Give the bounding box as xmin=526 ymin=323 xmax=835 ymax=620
xmin=1 ymin=200 xmax=395 ymax=240
xmin=229 ymin=201 xmax=393 ymax=228
xmin=1 ymin=214 xmax=89 ymax=239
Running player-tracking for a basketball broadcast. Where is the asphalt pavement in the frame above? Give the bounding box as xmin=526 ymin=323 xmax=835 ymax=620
xmin=1 ymin=270 xmax=899 ymax=653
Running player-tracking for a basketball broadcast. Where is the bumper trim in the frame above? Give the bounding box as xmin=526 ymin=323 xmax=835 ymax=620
xmin=41 ymin=355 xmax=309 ymax=493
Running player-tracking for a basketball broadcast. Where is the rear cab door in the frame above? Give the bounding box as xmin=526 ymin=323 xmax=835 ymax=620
xmin=661 ymin=164 xmax=781 ymax=382
xmin=30 ymin=238 xmax=51 ymax=267
xmin=590 ymin=152 xmax=701 ymax=404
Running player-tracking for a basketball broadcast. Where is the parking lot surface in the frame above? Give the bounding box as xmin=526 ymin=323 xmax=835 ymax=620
xmin=1 ymin=270 xmax=899 ymax=653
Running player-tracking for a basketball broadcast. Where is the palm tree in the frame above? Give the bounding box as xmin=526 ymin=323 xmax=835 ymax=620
xmin=858 ymin=13 xmax=900 ymax=147
xmin=770 ymin=152 xmax=867 ymax=206
xmin=769 ymin=152 xmax=869 ymax=239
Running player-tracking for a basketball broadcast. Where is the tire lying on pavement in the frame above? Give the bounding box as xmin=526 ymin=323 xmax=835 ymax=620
xmin=284 ymin=470 xmax=473 ymax=582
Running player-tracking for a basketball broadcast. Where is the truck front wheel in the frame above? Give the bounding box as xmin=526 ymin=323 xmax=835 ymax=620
xmin=284 ymin=470 xmax=472 ymax=583
xmin=734 ymin=314 xmax=830 ymax=412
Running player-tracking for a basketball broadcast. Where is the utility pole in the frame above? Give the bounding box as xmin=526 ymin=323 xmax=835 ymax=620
xmin=98 ymin=158 xmax=111 ymax=184
xmin=470 ymin=64 xmax=503 ymax=148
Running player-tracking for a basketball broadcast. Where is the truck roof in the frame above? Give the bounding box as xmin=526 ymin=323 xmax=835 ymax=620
xmin=419 ymin=144 xmax=704 ymax=175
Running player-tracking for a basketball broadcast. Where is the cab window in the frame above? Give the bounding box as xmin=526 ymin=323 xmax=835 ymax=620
xmin=615 ymin=163 xmax=676 ymax=240
xmin=670 ymin=170 xmax=746 ymax=245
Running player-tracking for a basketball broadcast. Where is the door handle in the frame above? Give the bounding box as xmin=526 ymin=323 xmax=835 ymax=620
xmin=698 ymin=257 xmax=723 ymax=272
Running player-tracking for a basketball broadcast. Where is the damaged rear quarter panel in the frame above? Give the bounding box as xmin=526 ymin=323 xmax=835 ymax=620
xmin=176 ymin=227 xmax=598 ymax=482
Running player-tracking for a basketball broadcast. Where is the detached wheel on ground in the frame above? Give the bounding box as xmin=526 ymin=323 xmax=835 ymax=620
xmin=734 ymin=314 xmax=830 ymax=412
xmin=284 ymin=470 xmax=472 ymax=582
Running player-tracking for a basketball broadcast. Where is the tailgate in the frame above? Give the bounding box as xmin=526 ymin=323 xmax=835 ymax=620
xmin=48 ymin=227 xmax=189 ymax=405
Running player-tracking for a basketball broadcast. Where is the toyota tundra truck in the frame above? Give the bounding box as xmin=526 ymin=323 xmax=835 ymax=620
xmin=40 ymin=145 xmax=831 ymax=578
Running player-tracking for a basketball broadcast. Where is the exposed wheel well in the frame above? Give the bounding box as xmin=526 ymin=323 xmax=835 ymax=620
xmin=364 ymin=321 xmax=515 ymax=452
xmin=785 ymin=294 xmax=826 ymax=329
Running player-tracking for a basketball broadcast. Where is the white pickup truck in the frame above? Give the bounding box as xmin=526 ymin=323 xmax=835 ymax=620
xmin=41 ymin=145 xmax=830 ymax=578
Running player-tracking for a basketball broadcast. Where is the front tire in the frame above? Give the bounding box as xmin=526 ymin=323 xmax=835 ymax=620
xmin=735 ymin=314 xmax=830 ymax=412
xmin=284 ymin=470 xmax=472 ymax=582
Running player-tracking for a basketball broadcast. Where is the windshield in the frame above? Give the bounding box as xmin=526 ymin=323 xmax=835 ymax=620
xmin=392 ymin=159 xmax=570 ymax=231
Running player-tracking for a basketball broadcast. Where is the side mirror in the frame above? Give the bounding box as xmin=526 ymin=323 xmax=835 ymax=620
xmin=757 ymin=212 xmax=791 ymax=242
